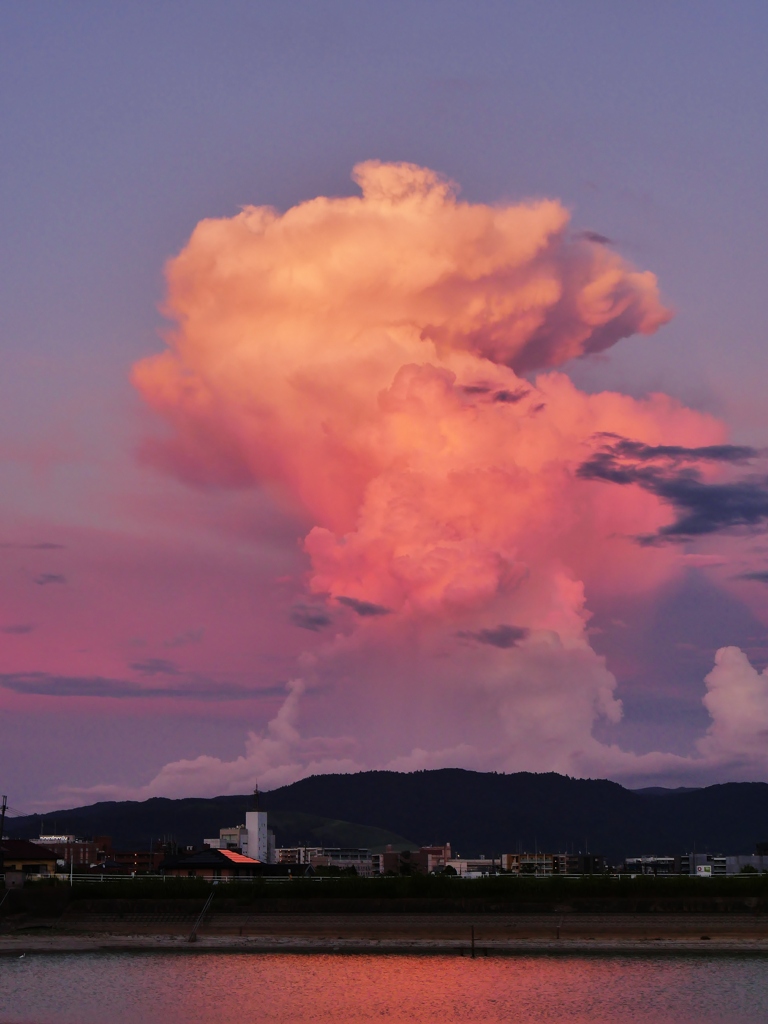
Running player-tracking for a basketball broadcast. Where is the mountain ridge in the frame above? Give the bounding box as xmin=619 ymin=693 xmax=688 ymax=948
xmin=7 ymin=769 xmax=768 ymax=862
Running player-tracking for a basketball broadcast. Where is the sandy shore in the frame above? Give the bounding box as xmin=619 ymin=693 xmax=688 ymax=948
xmin=4 ymin=914 xmax=768 ymax=955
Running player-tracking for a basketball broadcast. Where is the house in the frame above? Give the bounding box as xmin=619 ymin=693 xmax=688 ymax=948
xmin=159 ymin=847 xmax=261 ymax=880
xmin=1 ymin=839 xmax=58 ymax=887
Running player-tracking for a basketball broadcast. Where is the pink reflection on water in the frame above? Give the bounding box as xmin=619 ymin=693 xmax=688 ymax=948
xmin=2 ymin=953 xmax=764 ymax=1024
xmin=197 ymin=955 xmax=742 ymax=1024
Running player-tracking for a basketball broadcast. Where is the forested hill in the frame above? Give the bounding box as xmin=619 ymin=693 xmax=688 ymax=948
xmin=263 ymin=770 xmax=768 ymax=861
xmin=7 ymin=769 xmax=768 ymax=862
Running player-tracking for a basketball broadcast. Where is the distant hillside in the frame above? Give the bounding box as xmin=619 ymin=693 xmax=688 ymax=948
xmin=6 ymin=796 xmax=414 ymax=853
xmin=262 ymin=770 xmax=768 ymax=860
xmin=8 ymin=769 xmax=768 ymax=862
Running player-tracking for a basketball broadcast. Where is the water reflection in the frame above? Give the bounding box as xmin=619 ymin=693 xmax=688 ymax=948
xmin=2 ymin=953 xmax=767 ymax=1024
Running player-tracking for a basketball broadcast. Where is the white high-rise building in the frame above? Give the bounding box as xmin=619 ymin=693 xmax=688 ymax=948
xmin=240 ymin=784 xmax=275 ymax=863
xmin=243 ymin=810 xmax=269 ymax=862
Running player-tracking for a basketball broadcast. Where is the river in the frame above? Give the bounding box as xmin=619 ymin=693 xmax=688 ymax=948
xmin=2 ymin=952 xmax=767 ymax=1023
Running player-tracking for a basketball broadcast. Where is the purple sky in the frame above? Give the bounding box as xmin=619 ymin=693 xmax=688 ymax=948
xmin=2 ymin=2 xmax=768 ymax=811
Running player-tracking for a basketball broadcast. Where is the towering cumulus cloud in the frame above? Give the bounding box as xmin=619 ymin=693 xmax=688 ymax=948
xmin=129 ymin=161 xmax=763 ymax=795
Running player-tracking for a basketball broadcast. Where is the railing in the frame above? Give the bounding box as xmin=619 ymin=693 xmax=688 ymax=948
xmin=15 ymin=869 xmax=766 ymax=885
xmin=64 ymin=873 xmax=363 ymax=883
xmin=55 ymin=873 xmax=148 ymax=883
xmin=25 ymin=872 xmax=370 ymax=884
xmin=29 ymin=870 xmax=541 ymax=883
xmin=29 ymin=871 xmax=578 ymax=884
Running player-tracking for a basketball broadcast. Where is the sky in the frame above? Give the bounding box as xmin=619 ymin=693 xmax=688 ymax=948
xmin=2 ymin=1 xmax=768 ymax=811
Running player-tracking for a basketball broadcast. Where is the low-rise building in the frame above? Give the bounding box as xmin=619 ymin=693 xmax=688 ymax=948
xmin=501 ymin=852 xmax=553 ymax=875
xmin=561 ymin=854 xmax=607 ymax=875
xmin=501 ymin=852 xmax=607 ymax=875
xmin=276 ymin=846 xmax=324 ymax=865
xmin=275 ymin=846 xmax=374 ymax=874
xmin=33 ymin=835 xmax=107 ymax=868
xmin=680 ymin=853 xmax=768 ymax=876
xmin=445 ymin=856 xmax=501 ymax=877
xmin=375 ymin=848 xmax=412 ymax=875
xmin=620 ymin=854 xmax=768 ymax=876
xmin=622 ymin=855 xmax=679 ymax=875
xmin=110 ymin=849 xmax=165 ymax=873
xmin=415 ymin=844 xmax=452 ymax=873
xmin=309 ymin=848 xmax=373 ymax=877
xmin=374 ymin=844 xmax=452 ymax=875
xmin=31 ymin=834 xmax=163 ymax=874
xmin=1 ymin=839 xmax=58 ymax=886
xmin=619 ymin=853 xmax=768 ymax=876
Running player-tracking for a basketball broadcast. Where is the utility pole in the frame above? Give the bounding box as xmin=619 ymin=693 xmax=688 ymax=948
xmin=0 ymin=795 xmax=6 ymax=882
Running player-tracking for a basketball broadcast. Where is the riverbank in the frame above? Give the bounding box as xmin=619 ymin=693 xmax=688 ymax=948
xmin=3 ymin=935 xmax=768 ymax=955
xmin=4 ymin=914 xmax=768 ymax=956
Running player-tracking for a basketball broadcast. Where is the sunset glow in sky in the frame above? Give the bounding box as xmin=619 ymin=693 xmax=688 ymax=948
xmin=2 ymin=2 xmax=768 ymax=809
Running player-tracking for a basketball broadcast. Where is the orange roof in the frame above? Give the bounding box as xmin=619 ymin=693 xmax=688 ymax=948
xmin=219 ymin=849 xmax=261 ymax=864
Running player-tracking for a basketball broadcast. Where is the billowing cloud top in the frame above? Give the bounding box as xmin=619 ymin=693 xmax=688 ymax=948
xmin=133 ymin=161 xmax=695 ymax=614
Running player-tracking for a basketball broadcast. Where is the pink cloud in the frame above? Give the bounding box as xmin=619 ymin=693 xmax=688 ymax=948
xmin=15 ymin=162 xmax=766 ymax=800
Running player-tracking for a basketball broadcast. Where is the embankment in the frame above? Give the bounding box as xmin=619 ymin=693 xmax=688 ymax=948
xmin=4 ymin=879 xmax=768 ymax=953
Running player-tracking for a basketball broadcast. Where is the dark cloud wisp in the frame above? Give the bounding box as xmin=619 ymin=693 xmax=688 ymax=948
xmin=336 ymin=595 xmax=392 ymax=617
xmin=458 ymin=624 xmax=530 ymax=648
xmin=130 ymin=657 xmax=179 ymax=676
xmin=164 ymin=628 xmax=204 ymax=648
xmin=578 ymin=230 xmax=613 ymax=246
xmin=460 ymin=384 xmax=528 ymax=404
xmin=738 ymin=571 xmax=768 ymax=584
xmin=0 ymin=542 xmax=65 ymax=551
xmin=586 ymin=435 xmax=758 ymax=468
xmin=578 ymin=436 xmax=768 ymax=541
xmin=35 ymin=573 xmax=67 ymax=586
xmin=0 ymin=672 xmax=285 ymax=702
xmin=493 ymin=387 xmax=529 ymax=404
xmin=291 ymin=603 xmax=333 ymax=631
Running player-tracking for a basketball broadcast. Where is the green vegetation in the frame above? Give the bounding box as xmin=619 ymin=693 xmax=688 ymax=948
xmin=267 ymin=810 xmax=414 ymax=852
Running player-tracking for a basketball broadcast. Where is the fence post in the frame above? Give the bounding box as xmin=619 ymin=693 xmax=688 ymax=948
xmin=188 ymin=890 xmax=215 ymax=943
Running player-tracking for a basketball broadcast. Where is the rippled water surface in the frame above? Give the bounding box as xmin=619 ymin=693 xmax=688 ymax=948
xmin=2 ymin=952 xmax=768 ymax=1024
